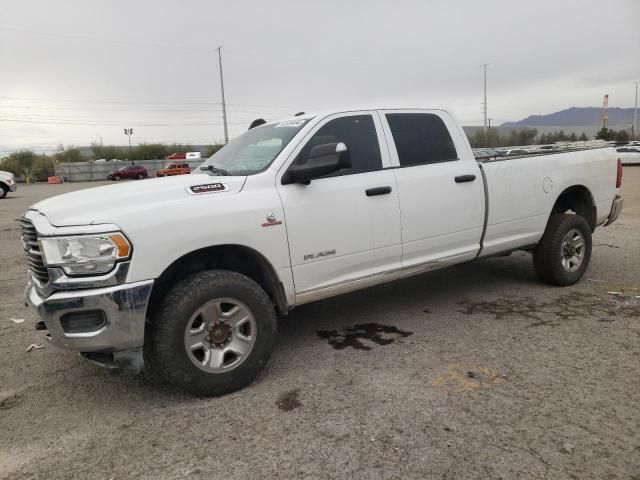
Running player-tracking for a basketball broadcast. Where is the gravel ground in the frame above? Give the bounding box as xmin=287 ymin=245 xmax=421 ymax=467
xmin=1 ymin=171 xmax=639 ymax=480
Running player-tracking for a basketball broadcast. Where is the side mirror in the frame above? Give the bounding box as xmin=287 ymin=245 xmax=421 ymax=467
xmin=282 ymin=142 xmax=351 ymax=185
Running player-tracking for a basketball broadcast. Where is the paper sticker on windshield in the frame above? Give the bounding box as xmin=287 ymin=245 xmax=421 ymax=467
xmin=187 ymin=183 xmax=228 ymax=195
xmin=275 ymin=119 xmax=306 ymax=128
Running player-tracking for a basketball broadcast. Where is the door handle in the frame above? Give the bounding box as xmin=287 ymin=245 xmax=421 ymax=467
xmin=365 ymin=186 xmax=392 ymax=196
xmin=455 ymin=174 xmax=476 ymax=183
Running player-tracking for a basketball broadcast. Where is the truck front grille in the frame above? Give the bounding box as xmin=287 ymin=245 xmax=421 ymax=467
xmin=20 ymin=218 xmax=49 ymax=285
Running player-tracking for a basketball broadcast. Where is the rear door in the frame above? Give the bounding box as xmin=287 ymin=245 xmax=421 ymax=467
xmin=380 ymin=110 xmax=484 ymax=268
xmin=277 ymin=112 xmax=402 ymax=297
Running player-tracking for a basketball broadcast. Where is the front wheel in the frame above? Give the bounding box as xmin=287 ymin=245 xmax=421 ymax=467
xmin=0 ymin=185 xmax=7 ymax=199
xmin=137 ymin=173 xmax=144 ymax=180
xmin=533 ymin=214 xmax=592 ymax=286
xmin=114 ymin=175 xmax=121 ymax=181
xmin=146 ymin=270 xmax=277 ymax=396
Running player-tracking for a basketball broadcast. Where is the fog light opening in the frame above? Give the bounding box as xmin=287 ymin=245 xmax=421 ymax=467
xmin=60 ymin=310 xmax=107 ymax=334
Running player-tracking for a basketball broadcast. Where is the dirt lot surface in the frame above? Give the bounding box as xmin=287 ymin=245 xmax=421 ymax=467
xmin=1 ymin=172 xmax=639 ymax=479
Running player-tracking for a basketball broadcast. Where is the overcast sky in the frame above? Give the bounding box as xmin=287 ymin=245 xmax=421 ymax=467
xmin=1 ymin=0 xmax=639 ymax=154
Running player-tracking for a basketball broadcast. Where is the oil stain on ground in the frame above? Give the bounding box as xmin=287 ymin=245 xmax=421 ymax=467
xmin=459 ymin=291 xmax=640 ymax=325
xmin=317 ymin=322 xmax=413 ymax=350
xmin=276 ymin=389 xmax=301 ymax=412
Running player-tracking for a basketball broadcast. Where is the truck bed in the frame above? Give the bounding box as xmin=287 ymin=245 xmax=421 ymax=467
xmin=477 ymin=146 xmax=618 ymax=257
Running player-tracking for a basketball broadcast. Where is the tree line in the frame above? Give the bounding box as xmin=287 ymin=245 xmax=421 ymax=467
xmin=470 ymin=127 xmax=632 ymax=148
xmin=0 ymin=143 xmax=223 ymax=178
xmin=469 ymin=128 xmax=590 ymax=148
xmin=594 ymin=127 xmax=631 ymax=143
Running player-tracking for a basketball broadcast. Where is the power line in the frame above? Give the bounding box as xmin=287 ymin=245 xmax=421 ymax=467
xmin=0 ymin=112 xmax=276 ymax=122
xmin=0 ymin=25 xmax=213 ymax=53
xmin=0 ymin=104 xmax=300 ymax=115
xmin=0 ymin=96 xmax=312 ymax=111
xmin=0 ymin=117 xmax=248 ymax=127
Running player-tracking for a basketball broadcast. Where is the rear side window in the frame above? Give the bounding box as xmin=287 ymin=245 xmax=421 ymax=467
xmin=386 ymin=113 xmax=457 ymax=166
xmin=298 ymin=114 xmax=382 ymax=175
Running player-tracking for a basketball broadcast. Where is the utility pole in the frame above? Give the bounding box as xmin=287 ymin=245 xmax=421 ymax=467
xmin=633 ymin=81 xmax=638 ymax=140
xmin=481 ymin=64 xmax=489 ymax=137
xmin=217 ymin=46 xmax=229 ymax=144
xmin=124 ymin=128 xmax=134 ymax=165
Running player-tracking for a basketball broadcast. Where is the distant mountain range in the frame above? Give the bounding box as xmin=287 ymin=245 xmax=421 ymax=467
xmin=501 ymin=107 xmax=635 ymax=127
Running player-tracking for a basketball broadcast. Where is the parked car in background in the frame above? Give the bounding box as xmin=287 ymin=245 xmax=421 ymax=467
xmin=167 ymin=152 xmax=202 ymax=160
xmin=473 ymin=151 xmax=491 ymax=160
xmin=503 ymin=148 xmax=531 ymax=155
xmin=0 ymin=170 xmax=17 ymax=199
xmin=616 ymin=147 xmax=640 ymax=165
xmin=94 ymin=158 xmax=123 ymax=163
xmin=156 ymin=163 xmax=191 ymax=177
xmin=107 ymin=165 xmax=148 ymax=181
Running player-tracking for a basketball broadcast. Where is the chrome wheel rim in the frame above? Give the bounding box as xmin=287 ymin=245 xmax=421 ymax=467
xmin=184 ymin=298 xmax=257 ymax=373
xmin=560 ymin=228 xmax=585 ymax=272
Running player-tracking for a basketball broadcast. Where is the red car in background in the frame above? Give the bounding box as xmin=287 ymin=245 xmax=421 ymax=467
xmin=107 ymin=165 xmax=148 ymax=181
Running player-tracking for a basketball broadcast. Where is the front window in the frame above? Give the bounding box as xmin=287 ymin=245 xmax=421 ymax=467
xmin=199 ymin=119 xmax=310 ymax=176
xmin=293 ymin=114 xmax=382 ymax=175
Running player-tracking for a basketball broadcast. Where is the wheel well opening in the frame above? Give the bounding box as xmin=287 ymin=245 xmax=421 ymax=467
xmin=147 ymin=245 xmax=287 ymax=320
xmin=551 ymin=186 xmax=597 ymax=231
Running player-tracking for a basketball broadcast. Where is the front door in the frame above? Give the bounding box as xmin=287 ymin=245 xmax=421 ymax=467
xmin=277 ymin=112 xmax=402 ymax=297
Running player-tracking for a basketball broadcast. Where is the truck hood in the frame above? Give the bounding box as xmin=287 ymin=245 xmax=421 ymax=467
xmin=31 ymin=174 xmax=247 ymax=227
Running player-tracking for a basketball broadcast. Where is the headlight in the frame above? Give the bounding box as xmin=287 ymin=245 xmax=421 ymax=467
xmin=40 ymin=233 xmax=131 ymax=275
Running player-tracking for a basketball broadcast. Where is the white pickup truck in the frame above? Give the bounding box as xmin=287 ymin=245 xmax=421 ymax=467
xmin=22 ymin=108 xmax=623 ymax=396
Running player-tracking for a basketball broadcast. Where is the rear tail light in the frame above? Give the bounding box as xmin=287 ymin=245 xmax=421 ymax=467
xmin=616 ymin=158 xmax=622 ymax=188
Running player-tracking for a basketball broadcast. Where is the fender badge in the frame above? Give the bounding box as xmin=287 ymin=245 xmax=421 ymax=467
xmin=187 ymin=183 xmax=228 ymax=195
xmin=262 ymin=213 xmax=283 ymax=227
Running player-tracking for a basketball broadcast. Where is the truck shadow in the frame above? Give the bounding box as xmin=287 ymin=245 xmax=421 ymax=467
xmin=277 ymin=253 xmax=542 ymax=345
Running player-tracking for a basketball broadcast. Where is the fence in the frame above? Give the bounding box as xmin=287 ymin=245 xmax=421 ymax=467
xmin=54 ymin=159 xmax=205 ymax=182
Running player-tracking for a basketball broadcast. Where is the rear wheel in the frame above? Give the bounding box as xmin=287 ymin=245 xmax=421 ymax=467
xmin=533 ymin=213 xmax=592 ymax=286
xmin=137 ymin=173 xmax=143 ymax=180
xmin=146 ymin=270 xmax=277 ymax=396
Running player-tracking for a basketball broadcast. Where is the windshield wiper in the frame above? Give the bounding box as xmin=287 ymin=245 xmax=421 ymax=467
xmin=200 ymin=165 xmax=231 ymax=176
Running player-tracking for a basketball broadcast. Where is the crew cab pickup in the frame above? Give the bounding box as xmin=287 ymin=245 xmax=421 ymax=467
xmin=22 ymin=108 xmax=623 ymax=396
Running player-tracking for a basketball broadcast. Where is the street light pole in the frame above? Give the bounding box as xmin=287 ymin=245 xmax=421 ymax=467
xmin=481 ymin=64 xmax=489 ymax=138
xmin=124 ymin=128 xmax=134 ymax=165
xmin=633 ymin=81 xmax=638 ymax=141
xmin=217 ymin=46 xmax=229 ymax=144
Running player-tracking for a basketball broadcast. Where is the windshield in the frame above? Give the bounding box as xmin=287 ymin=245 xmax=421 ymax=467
xmin=198 ymin=119 xmax=310 ymax=176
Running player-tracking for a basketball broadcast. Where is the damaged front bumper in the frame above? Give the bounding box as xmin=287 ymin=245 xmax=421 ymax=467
xmin=25 ymin=279 xmax=153 ymax=371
